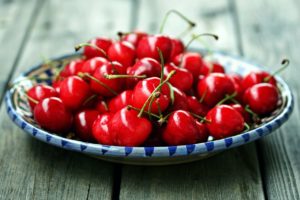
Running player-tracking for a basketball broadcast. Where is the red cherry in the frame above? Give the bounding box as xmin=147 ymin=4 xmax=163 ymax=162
xmin=162 ymin=110 xmax=199 ymax=145
xmin=229 ymin=104 xmax=251 ymax=123
xmin=197 ymin=73 xmax=235 ymax=107
xmin=90 ymin=62 xmax=125 ymax=97
xmin=169 ymin=87 xmax=189 ymax=111
xmin=107 ymin=41 xmax=136 ymax=68
xmin=120 ymin=31 xmax=147 ymax=47
xmin=83 ymin=37 xmax=112 ymax=59
xmin=169 ymin=38 xmax=184 ymax=60
xmin=243 ymin=83 xmax=279 ymax=115
xmin=92 ymin=113 xmax=114 ymax=145
xmin=228 ymin=73 xmax=244 ymax=101
xmin=206 ymin=105 xmax=245 ymax=139
xmin=111 ymin=108 xmax=152 ymax=146
xmin=81 ymin=57 xmax=108 ymax=75
xmin=59 ymin=59 xmax=85 ymax=78
xmin=27 ymin=85 xmax=58 ymax=111
xmin=132 ymin=77 xmax=170 ymax=114
xmin=95 ymin=99 xmax=109 ymax=114
xmin=195 ymin=121 xmax=209 ymax=142
xmin=200 ymin=61 xmax=225 ymax=76
xmin=34 ymin=97 xmax=73 ymax=133
xmin=108 ymin=90 xmax=133 ymax=113
xmin=164 ymin=63 xmax=193 ymax=92
xmin=136 ymin=35 xmax=172 ymax=62
xmin=186 ymin=96 xmax=209 ymax=117
xmin=242 ymin=71 xmax=277 ymax=91
xmin=59 ymin=76 xmax=91 ymax=111
xmin=126 ymin=58 xmax=161 ymax=88
xmin=74 ymin=109 xmax=99 ymax=141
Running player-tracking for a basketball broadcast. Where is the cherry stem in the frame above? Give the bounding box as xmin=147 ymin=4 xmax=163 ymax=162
xmin=264 ymin=59 xmax=290 ymax=82
xmin=127 ymin=105 xmax=161 ymax=119
xmin=185 ymin=33 xmax=218 ymax=52
xmin=78 ymin=72 xmax=118 ymax=96
xmin=157 ymin=48 xmax=165 ymax=86
xmin=244 ymin=122 xmax=250 ymax=132
xmin=137 ymin=70 xmax=176 ymax=118
xmin=189 ymin=112 xmax=210 ymax=123
xmin=82 ymin=94 xmax=98 ymax=106
xmin=20 ymin=86 xmax=39 ymax=104
xmin=159 ymin=9 xmax=196 ymax=34
xmin=199 ymin=88 xmax=207 ymax=103
xmin=245 ymin=105 xmax=259 ymax=119
xmin=216 ymin=92 xmax=237 ymax=106
xmin=75 ymin=43 xmax=108 ymax=59
xmin=104 ymin=74 xmax=146 ymax=79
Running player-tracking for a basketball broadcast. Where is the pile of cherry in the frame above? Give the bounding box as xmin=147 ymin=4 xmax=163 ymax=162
xmin=25 ymin=32 xmax=286 ymax=147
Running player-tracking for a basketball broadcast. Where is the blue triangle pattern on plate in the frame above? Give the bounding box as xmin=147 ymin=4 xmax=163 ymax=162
xmin=46 ymin=135 xmax=52 ymax=142
xmin=125 ymin=147 xmax=133 ymax=156
xmin=7 ymin=107 xmax=11 ymax=113
xmin=61 ymin=140 xmax=68 ymax=147
xmin=186 ymin=144 xmax=195 ymax=154
xmin=12 ymin=114 xmax=17 ymax=121
xmin=168 ymin=146 xmax=177 ymax=156
xmin=80 ymin=144 xmax=87 ymax=151
xmin=256 ymin=128 xmax=264 ymax=136
xmin=32 ymin=128 xmax=38 ymax=136
xmin=144 ymin=147 xmax=154 ymax=157
xmin=21 ymin=122 xmax=26 ymax=129
xmin=225 ymin=138 xmax=233 ymax=148
xmin=205 ymin=142 xmax=214 ymax=152
xmin=101 ymin=145 xmax=110 ymax=155
xmin=266 ymin=124 xmax=272 ymax=132
xmin=242 ymin=133 xmax=250 ymax=142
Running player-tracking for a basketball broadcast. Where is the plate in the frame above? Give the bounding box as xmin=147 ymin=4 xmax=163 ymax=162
xmin=5 ymin=51 xmax=294 ymax=165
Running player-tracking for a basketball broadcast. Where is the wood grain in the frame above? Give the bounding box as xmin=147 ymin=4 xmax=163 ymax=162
xmin=0 ymin=0 xmax=132 ymax=199
xmin=119 ymin=0 xmax=264 ymax=199
xmin=236 ymin=0 xmax=300 ymax=199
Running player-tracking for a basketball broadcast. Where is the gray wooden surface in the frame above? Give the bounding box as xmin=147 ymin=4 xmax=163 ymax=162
xmin=0 ymin=0 xmax=299 ymax=199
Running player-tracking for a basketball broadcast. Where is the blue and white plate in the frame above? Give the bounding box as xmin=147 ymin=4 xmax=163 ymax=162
xmin=5 ymin=51 xmax=294 ymax=165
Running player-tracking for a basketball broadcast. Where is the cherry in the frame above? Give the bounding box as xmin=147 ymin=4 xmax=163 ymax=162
xmin=230 ymin=103 xmax=251 ymax=123
xmin=195 ymin=121 xmax=208 ymax=142
xmin=59 ymin=76 xmax=91 ymax=111
xmin=126 ymin=58 xmax=161 ymax=88
xmin=107 ymin=41 xmax=136 ymax=68
xmin=111 ymin=108 xmax=152 ymax=146
xmin=34 ymin=97 xmax=73 ymax=134
xmin=169 ymin=86 xmax=189 ymax=111
xmin=83 ymin=37 xmax=112 ymax=59
xmin=119 ymin=31 xmax=147 ymax=47
xmin=164 ymin=63 xmax=193 ymax=92
xmin=108 ymin=90 xmax=133 ymax=113
xmin=136 ymin=35 xmax=172 ymax=62
xmin=242 ymin=71 xmax=276 ymax=91
xmin=95 ymin=99 xmax=109 ymax=114
xmin=169 ymin=38 xmax=184 ymax=60
xmin=243 ymin=83 xmax=279 ymax=115
xmin=199 ymin=61 xmax=225 ymax=76
xmin=228 ymin=73 xmax=244 ymax=101
xmin=81 ymin=57 xmax=108 ymax=75
xmin=162 ymin=110 xmax=199 ymax=145
xmin=59 ymin=59 xmax=85 ymax=78
xmin=27 ymin=85 xmax=58 ymax=111
xmin=132 ymin=77 xmax=171 ymax=114
xmin=197 ymin=73 xmax=235 ymax=107
xmin=186 ymin=96 xmax=209 ymax=117
xmin=74 ymin=109 xmax=99 ymax=141
xmin=206 ymin=105 xmax=245 ymax=139
xmin=92 ymin=113 xmax=114 ymax=145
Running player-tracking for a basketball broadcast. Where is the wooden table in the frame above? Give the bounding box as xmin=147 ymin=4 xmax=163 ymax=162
xmin=0 ymin=0 xmax=299 ymax=199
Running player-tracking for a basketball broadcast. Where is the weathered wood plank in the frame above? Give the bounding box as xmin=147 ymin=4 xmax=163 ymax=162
xmin=0 ymin=0 xmax=40 ymax=99
xmin=0 ymin=0 xmax=132 ymax=199
xmin=236 ymin=0 xmax=300 ymax=199
xmin=119 ymin=0 xmax=265 ymax=199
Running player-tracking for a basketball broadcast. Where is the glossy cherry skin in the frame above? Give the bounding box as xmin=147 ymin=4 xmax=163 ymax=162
xmin=169 ymin=87 xmax=189 ymax=111
xmin=108 ymin=90 xmax=133 ymax=113
xmin=206 ymin=105 xmax=245 ymax=139
xmin=121 ymin=31 xmax=147 ymax=47
xmin=186 ymin=96 xmax=209 ymax=117
xmin=107 ymin=41 xmax=136 ymax=68
xmin=83 ymin=37 xmax=112 ymax=59
xmin=74 ymin=109 xmax=99 ymax=141
xmin=173 ymin=52 xmax=205 ymax=80
xmin=195 ymin=121 xmax=209 ymax=142
xmin=81 ymin=57 xmax=108 ymax=75
xmin=199 ymin=61 xmax=225 ymax=76
xmin=59 ymin=76 xmax=91 ymax=111
xmin=27 ymin=85 xmax=58 ymax=111
xmin=126 ymin=58 xmax=161 ymax=88
xmin=132 ymin=77 xmax=170 ymax=114
xmin=95 ymin=99 xmax=109 ymax=114
xmin=162 ymin=110 xmax=199 ymax=145
xmin=242 ymin=71 xmax=276 ymax=91
xmin=164 ymin=63 xmax=193 ymax=92
xmin=228 ymin=73 xmax=244 ymax=101
xmin=111 ymin=108 xmax=152 ymax=146
xmin=59 ymin=59 xmax=85 ymax=78
xmin=34 ymin=97 xmax=73 ymax=134
xmin=92 ymin=113 xmax=114 ymax=145
xmin=90 ymin=62 xmax=125 ymax=97
xmin=136 ymin=35 xmax=172 ymax=62
xmin=197 ymin=73 xmax=235 ymax=107
xmin=169 ymin=38 xmax=184 ymax=60
xmin=230 ymin=103 xmax=251 ymax=123
xmin=243 ymin=83 xmax=279 ymax=115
